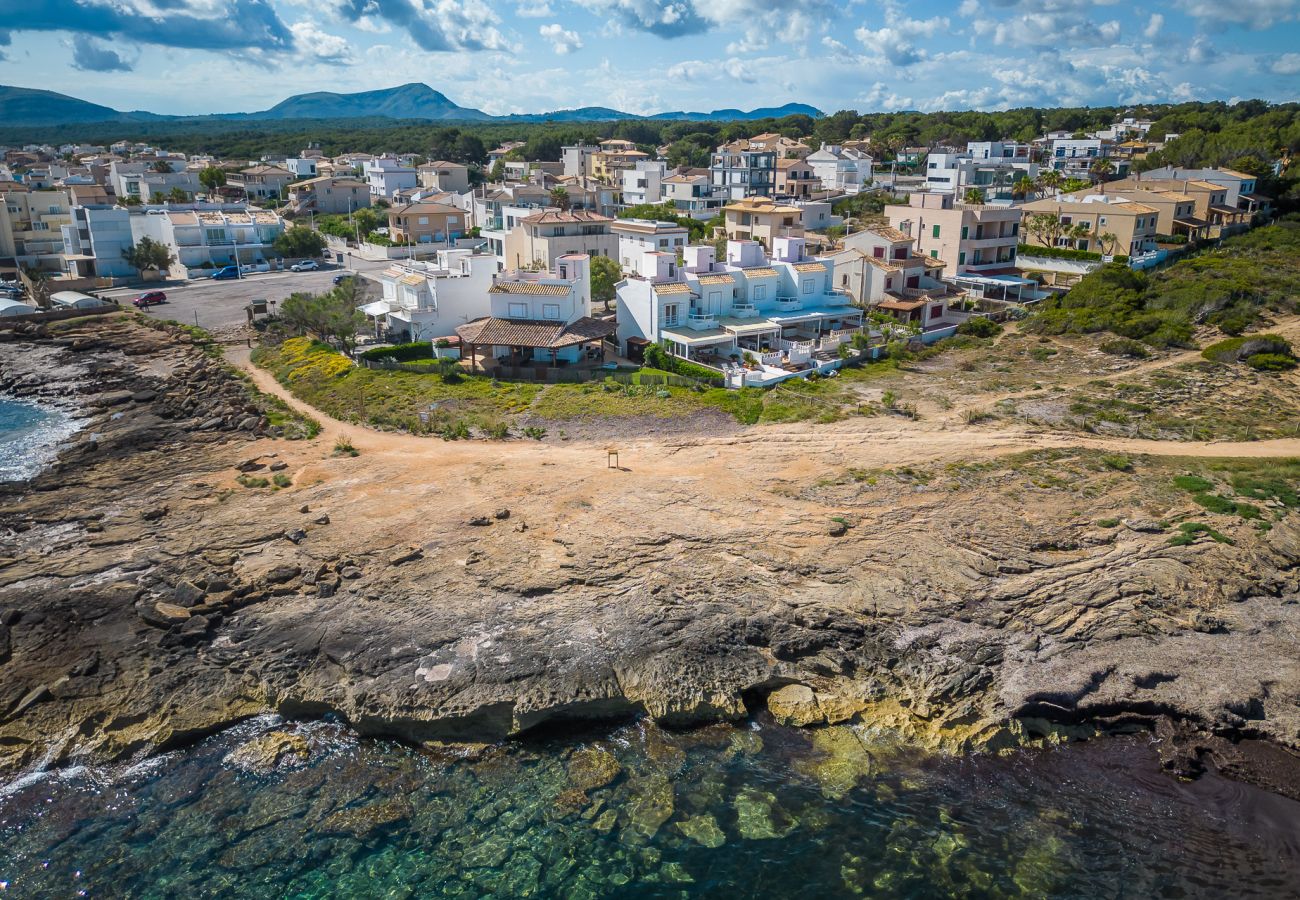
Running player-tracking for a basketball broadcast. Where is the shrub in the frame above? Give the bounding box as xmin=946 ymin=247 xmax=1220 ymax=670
xmin=956 ymin=316 xmax=1002 ymax=338
xmin=1101 ymin=454 xmax=1133 ymax=472
xmin=1017 ymin=243 xmax=1103 ymax=261
xmin=1168 ymin=522 xmax=1233 ymax=546
xmin=439 ymin=421 xmax=470 ymax=441
xmin=272 ymin=473 xmax=292 ymax=488
xmin=359 ymin=342 xmax=435 ymax=362
xmin=1202 ymin=334 xmax=1293 ymax=363
xmin=484 ymin=421 xmax=510 ymax=440
xmin=1172 ymin=474 xmax=1214 ymax=493
xmin=333 ymin=436 xmax=359 ymax=457
xmin=963 ymin=408 xmax=994 ymax=424
xmin=1099 ymin=338 xmax=1150 ymax=359
xmin=237 ymin=475 xmax=269 ymax=489
xmin=1096 ymin=517 xmax=1121 ymax=528
xmin=523 ymin=425 xmax=547 ymax=440
xmin=1246 ymin=353 xmax=1297 ymax=371
xmin=1193 ymin=493 xmax=1238 ymax=515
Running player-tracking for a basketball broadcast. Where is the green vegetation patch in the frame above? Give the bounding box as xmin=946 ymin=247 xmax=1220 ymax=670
xmin=1168 ymin=522 xmax=1234 ymax=546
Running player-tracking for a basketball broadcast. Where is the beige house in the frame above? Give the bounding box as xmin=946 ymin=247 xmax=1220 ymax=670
xmin=227 ymin=164 xmax=295 ymax=201
xmin=745 ymin=133 xmax=812 ymax=159
xmin=884 ymin=192 xmax=1021 ymax=275
xmin=0 ymin=187 xmax=71 ymax=272
xmin=417 ymin=160 xmax=470 ymax=194
xmin=286 ymin=176 xmax=372 ymax=216
xmin=388 ymin=200 xmax=466 ymax=245
xmin=823 ymin=224 xmax=958 ymax=323
xmin=776 ymin=159 xmax=820 ymax=198
xmin=723 ymin=197 xmax=803 ymax=250
xmin=503 ymin=210 xmax=615 ymax=269
xmin=1081 ymin=189 xmax=1207 ymax=242
xmin=1020 ymin=195 xmax=1159 ymax=257
xmin=1106 ymin=176 xmax=1250 ymax=237
xmin=591 ymin=140 xmax=648 ymax=183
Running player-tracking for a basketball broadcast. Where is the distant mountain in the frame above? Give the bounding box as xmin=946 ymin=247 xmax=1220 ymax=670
xmin=248 ymin=83 xmax=492 ymax=122
xmin=648 ymin=103 xmax=824 ymax=122
xmin=0 ymin=85 xmax=160 ymax=127
xmin=0 ymin=83 xmax=823 ymax=129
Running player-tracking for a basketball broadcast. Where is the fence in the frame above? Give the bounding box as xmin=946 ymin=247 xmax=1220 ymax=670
xmin=0 ymin=302 xmax=121 ymax=327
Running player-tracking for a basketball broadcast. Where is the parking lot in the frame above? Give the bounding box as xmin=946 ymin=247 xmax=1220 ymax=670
xmin=99 ymin=258 xmax=390 ymax=332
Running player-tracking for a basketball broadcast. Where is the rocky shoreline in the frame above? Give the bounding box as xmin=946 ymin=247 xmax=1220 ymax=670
xmin=1 ymin=315 xmax=1299 ymax=800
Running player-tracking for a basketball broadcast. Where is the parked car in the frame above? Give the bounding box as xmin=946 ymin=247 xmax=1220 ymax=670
xmin=290 ymin=259 xmax=320 ymax=272
xmin=333 ymin=272 xmax=356 ymax=286
xmin=211 ymin=266 xmax=240 ymax=280
xmin=132 ymin=290 xmax=167 ymax=307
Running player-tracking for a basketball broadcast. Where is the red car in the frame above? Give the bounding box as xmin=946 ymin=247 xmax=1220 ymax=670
xmin=133 ymin=291 xmax=167 ymax=307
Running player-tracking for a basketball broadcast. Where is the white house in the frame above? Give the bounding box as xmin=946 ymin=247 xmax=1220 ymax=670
xmin=365 ymin=248 xmax=496 ymax=341
xmin=611 ymin=218 xmax=688 ymax=276
xmin=60 ymin=205 xmax=136 ymax=279
xmin=823 ymin=225 xmax=966 ymax=328
xmin=924 ymin=150 xmax=1037 ymax=202
xmin=616 ymin=237 xmax=866 ymax=386
xmin=284 ymin=158 xmax=319 ymax=178
xmin=805 ymin=144 xmax=873 ymax=194
xmin=364 ymin=156 xmax=418 ymax=200
xmin=130 ymin=206 xmax=286 ymax=277
xmin=621 ymin=160 xmax=667 ymax=207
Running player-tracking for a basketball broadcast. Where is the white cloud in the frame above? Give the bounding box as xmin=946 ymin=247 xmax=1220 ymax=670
xmin=666 ymin=58 xmax=710 ymax=80
xmin=723 ymin=57 xmax=756 ymax=82
xmin=1185 ymin=0 xmax=1299 ymax=29
xmin=290 ymin=21 xmax=354 ymax=64
xmin=958 ymin=0 xmax=979 ymax=15
xmin=515 ymin=0 xmax=553 ymax=16
xmin=1186 ymin=35 xmax=1217 ymax=64
xmin=854 ymin=2 xmax=949 ymax=67
xmin=539 ymin=22 xmax=583 ymax=54
xmin=1271 ymin=51 xmax=1300 ymax=74
xmin=1143 ymin=13 xmax=1163 ymax=38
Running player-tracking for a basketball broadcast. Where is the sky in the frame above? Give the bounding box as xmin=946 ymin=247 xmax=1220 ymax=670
xmin=1 ymin=0 xmax=1299 ymax=117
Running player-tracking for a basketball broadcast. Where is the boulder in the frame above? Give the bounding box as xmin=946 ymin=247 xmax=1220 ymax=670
xmin=172 ymin=580 xmax=206 ymax=607
xmin=263 ymin=565 xmax=302 ymax=584
xmin=766 ymin=684 xmax=825 ymax=727
xmin=223 ymin=731 xmax=311 ymax=773
xmin=568 ymin=747 xmax=623 ymax=792
xmin=138 ymin=602 xmax=193 ymax=628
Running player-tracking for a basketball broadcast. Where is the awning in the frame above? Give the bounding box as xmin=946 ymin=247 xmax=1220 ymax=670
xmin=359 ymin=300 xmax=392 ymax=316
xmin=1210 ymin=204 xmax=1244 ymax=215
xmin=718 ymin=317 xmax=778 ymax=335
xmin=661 ymin=327 xmax=736 ymax=346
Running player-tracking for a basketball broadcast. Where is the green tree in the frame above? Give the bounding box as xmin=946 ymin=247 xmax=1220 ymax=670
xmin=1012 ymin=175 xmax=1036 ymax=200
xmin=122 ymin=236 xmax=176 ymax=272
xmin=199 ymin=166 xmax=226 ymax=191
xmin=1036 ymin=169 xmax=1063 ymax=196
xmin=454 ymin=134 xmax=487 ymax=165
xmin=549 ymin=187 xmax=571 ymax=211
xmin=1025 ymin=212 xmax=1068 ymax=249
xmin=150 ymin=159 xmax=173 ymax=173
xmin=963 ymin=187 xmax=986 ymax=204
xmin=166 ymin=186 xmax=190 ymax=203
xmin=280 ymin=283 xmax=368 ymax=353
xmin=589 ymin=255 xmax=621 ymax=311
xmin=1089 ymin=157 xmax=1116 ymax=188
xmin=273 ymin=225 xmax=327 ymax=259
xmin=488 ymin=159 xmax=505 ymax=182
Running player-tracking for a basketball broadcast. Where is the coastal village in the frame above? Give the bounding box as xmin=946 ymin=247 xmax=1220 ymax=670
xmin=0 ymin=117 xmax=1274 ymax=389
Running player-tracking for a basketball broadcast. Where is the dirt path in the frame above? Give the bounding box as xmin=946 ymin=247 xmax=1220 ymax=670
xmin=227 ymin=347 xmax=1300 ymax=487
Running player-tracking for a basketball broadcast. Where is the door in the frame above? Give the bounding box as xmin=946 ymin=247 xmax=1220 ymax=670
xmin=708 ymin=291 xmax=723 ymax=316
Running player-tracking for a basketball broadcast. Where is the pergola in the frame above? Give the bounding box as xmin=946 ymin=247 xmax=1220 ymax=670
xmin=456 ymin=316 xmax=617 ymax=372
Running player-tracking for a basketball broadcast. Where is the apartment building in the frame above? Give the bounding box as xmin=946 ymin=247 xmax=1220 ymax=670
xmin=805 ymin=144 xmax=873 ymax=194
xmin=388 ymin=200 xmax=466 ymax=245
xmin=1107 ymin=176 xmax=1252 ymax=237
xmin=284 ymin=158 xmax=319 ymax=178
xmin=1021 ymin=194 xmax=1159 ymax=256
xmin=1135 ymin=166 xmax=1272 ymax=217
xmin=417 ymin=161 xmax=471 ymax=194
xmin=108 ymin=160 xmax=201 ymax=203
xmin=744 ymin=133 xmax=812 ymax=159
xmin=884 ymin=192 xmax=1022 ymax=275
xmin=502 ymin=209 xmax=615 ymax=269
xmin=591 ymin=140 xmax=648 ymax=183
xmin=924 ymin=149 xmax=1036 ymax=201
xmin=131 ymin=207 xmax=286 ymax=277
xmin=1098 ymin=189 xmax=1207 ymax=241
xmin=59 ymin=205 xmax=136 ymax=279
xmin=364 ymin=156 xmax=418 ymax=199
xmin=0 ymin=187 xmax=71 ymax=271
xmin=1048 ymin=138 xmax=1122 ymax=177
xmin=561 ymin=142 xmax=599 ymax=178
xmin=663 ymin=170 xmax=724 ymax=220
xmin=711 ymin=141 xmax=776 ymax=200
xmin=723 ymin=196 xmax=803 ymax=250
xmin=225 ymin=165 xmax=293 ymax=202
xmin=612 ymin=218 xmax=688 ymax=276
xmin=615 ymin=237 xmax=863 ymax=384
xmin=776 ymin=158 xmax=820 ymax=198
xmin=286 ymin=176 xmax=371 ymax=216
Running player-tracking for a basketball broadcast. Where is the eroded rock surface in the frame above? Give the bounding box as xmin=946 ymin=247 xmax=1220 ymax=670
xmin=2 ymin=315 xmax=1300 ymax=798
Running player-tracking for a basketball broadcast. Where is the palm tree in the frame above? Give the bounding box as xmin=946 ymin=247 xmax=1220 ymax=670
xmin=548 ymin=187 xmax=571 ymax=211
xmin=1036 ymin=169 xmax=1063 ymax=197
xmin=1012 ymin=175 xmax=1036 ymax=201
xmin=1089 ymin=157 xmax=1115 ymax=192
xmin=963 ymin=187 xmax=986 ymax=205
xmin=1097 ymin=231 xmax=1120 ymax=257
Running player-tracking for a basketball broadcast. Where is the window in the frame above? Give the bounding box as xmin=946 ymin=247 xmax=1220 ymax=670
xmin=753 ymin=285 xmax=767 ymax=300
xmin=801 ymin=278 xmax=815 ymax=295
xmin=958 ymin=251 xmax=966 ymax=265
xmin=417 ymin=216 xmax=428 ymax=225
xmin=1098 ymin=216 xmax=1107 ymax=226
xmin=872 ymin=246 xmax=884 ymax=258
xmin=663 ymin=303 xmax=679 ymax=325
xmin=1011 ymin=223 xmax=1019 ymax=236
xmin=960 ymin=225 xmax=968 ymax=240
xmin=931 ymin=224 xmax=940 ymax=238
xmin=542 ymin=304 xmax=561 ymax=320
xmin=930 ymin=249 xmax=938 ymax=259
xmin=508 ymin=302 xmax=527 ymax=318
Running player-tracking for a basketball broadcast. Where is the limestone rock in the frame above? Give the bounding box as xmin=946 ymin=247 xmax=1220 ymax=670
xmin=767 ymin=684 xmax=825 ymax=727
xmin=223 ymin=731 xmax=311 ymax=773
xmin=567 ymin=747 xmax=622 ymax=792
xmin=676 ymin=814 xmax=726 ymax=848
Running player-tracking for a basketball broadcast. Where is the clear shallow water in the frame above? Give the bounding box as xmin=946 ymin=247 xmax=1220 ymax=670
xmin=2 ymin=717 xmax=1298 ymax=899
xmin=0 ymin=396 xmax=80 ymax=482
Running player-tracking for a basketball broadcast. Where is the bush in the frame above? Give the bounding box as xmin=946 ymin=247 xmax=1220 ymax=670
xmin=1017 ymin=243 xmax=1103 ymax=262
xmin=1202 ymin=334 xmax=1293 ymax=363
xmin=1246 ymin=353 xmax=1297 ymax=371
xmin=523 ymin=425 xmax=547 ymax=440
xmin=333 ymin=436 xmax=359 ymax=457
xmin=1099 ymin=338 xmax=1150 ymax=359
xmin=359 ymin=341 xmax=435 ymax=362
xmin=1168 ymin=522 xmax=1233 ymax=546
xmin=237 ymin=475 xmax=269 ymax=489
xmin=272 ymin=473 xmax=292 ymax=488
xmin=1101 ymin=454 xmax=1133 ymax=472
xmin=1193 ymin=493 xmax=1238 ymax=515
xmin=1173 ymin=474 xmax=1214 ymax=493
xmin=956 ymin=316 xmax=1002 ymax=338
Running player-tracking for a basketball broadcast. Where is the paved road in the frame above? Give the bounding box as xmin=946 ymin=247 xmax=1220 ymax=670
xmin=99 ymin=257 xmax=391 ymax=331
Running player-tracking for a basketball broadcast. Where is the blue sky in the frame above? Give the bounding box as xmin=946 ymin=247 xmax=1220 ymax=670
xmin=1 ymin=0 xmax=1298 ymax=116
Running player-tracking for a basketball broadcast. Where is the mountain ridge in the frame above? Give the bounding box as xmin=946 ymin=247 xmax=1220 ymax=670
xmin=0 ymin=82 xmax=823 ymax=128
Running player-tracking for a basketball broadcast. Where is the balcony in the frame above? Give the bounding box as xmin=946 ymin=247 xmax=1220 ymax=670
xmin=774 ymin=297 xmax=803 ymax=312
xmin=686 ymin=312 xmax=717 ymax=330
xmin=730 ymin=301 xmax=758 ymax=318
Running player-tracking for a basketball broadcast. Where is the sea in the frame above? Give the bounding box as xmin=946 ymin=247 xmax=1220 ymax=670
xmin=0 ymin=396 xmax=81 ymax=483
xmin=0 ymin=715 xmax=1298 ymax=898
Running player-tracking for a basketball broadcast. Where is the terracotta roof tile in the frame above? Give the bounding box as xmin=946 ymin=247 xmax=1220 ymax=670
xmin=456 ymin=316 xmax=615 ymax=349
xmin=740 ymin=267 xmax=778 ymax=278
xmin=489 ymin=282 xmax=572 ymax=295
xmin=696 ymin=274 xmax=736 ymax=285
xmin=652 ymin=282 xmax=693 ymax=295
xmin=792 ymin=262 xmax=826 ymax=273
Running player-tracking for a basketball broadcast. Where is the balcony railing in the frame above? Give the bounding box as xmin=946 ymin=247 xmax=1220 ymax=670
xmin=730 ymin=301 xmax=758 ymax=318
xmin=774 ymin=297 xmax=803 ymax=312
xmin=686 ymin=312 xmax=717 ymax=330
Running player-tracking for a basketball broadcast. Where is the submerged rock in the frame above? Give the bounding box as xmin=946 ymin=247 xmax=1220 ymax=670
xmin=676 ymin=813 xmax=726 ymax=848
xmin=625 ymin=775 xmax=675 ymax=840
xmin=733 ymin=787 xmax=797 ymax=840
xmin=224 ymin=731 xmax=311 ymax=774
xmin=568 ymin=747 xmax=623 ymax=792
xmin=797 ymin=726 xmax=874 ymax=801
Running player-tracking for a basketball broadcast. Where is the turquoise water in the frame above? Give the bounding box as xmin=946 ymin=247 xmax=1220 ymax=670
xmin=2 ymin=716 xmax=1298 ymax=898
xmin=0 ymin=396 xmax=79 ymax=482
